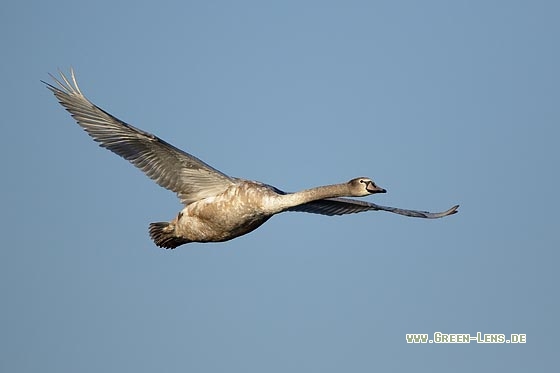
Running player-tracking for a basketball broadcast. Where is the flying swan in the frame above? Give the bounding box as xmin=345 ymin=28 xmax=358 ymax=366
xmin=44 ymin=70 xmax=458 ymax=249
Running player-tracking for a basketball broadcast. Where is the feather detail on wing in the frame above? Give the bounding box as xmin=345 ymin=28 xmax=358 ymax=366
xmin=287 ymin=198 xmax=459 ymax=219
xmin=44 ymin=69 xmax=235 ymax=205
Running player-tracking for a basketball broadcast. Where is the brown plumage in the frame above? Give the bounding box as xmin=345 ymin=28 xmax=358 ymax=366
xmin=44 ymin=69 xmax=458 ymax=249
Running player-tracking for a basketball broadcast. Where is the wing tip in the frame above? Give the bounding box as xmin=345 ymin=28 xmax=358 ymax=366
xmin=43 ymin=67 xmax=83 ymax=96
xmin=437 ymin=204 xmax=459 ymax=218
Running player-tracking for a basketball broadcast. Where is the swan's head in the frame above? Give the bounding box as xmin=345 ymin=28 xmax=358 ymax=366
xmin=349 ymin=177 xmax=387 ymax=196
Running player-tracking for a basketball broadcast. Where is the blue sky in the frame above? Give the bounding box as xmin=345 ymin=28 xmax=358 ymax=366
xmin=1 ymin=1 xmax=558 ymax=372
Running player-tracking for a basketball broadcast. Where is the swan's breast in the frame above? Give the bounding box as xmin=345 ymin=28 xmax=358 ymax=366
xmin=174 ymin=181 xmax=282 ymax=242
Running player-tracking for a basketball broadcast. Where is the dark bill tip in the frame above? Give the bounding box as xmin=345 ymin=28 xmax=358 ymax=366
xmin=368 ymin=185 xmax=387 ymax=194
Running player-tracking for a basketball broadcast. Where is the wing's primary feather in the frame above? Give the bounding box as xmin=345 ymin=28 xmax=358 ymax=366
xmin=44 ymin=69 xmax=235 ymax=205
xmin=288 ymin=198 xmax=459 ymax=219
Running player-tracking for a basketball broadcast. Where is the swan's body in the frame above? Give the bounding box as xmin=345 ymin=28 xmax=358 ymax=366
xmin=45 ymin=70 xmax=458 ymax=249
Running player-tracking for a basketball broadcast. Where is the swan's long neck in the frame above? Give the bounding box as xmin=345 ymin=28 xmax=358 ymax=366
xmin=276 ymin=183 xmax=352 ymax=211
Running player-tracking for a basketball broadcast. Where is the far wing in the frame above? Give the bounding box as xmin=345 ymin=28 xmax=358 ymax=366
xmin=287 ymin=198 xmax=459 ymax=219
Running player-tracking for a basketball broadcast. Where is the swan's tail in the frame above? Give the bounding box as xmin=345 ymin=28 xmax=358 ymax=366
xmin=149 ymin=222 xmax=189 ymax=249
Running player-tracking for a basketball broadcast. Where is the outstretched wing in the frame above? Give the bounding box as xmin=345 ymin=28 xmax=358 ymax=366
xmin=287 ymin=198 xmax=459 ymax=219
xmin=44 ymin=69 xmax=236 ymax=205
